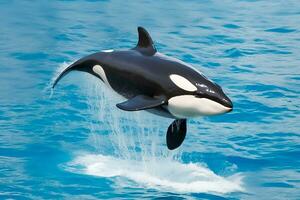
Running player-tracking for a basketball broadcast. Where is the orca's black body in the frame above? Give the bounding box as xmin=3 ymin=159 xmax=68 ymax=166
xmin=53 ymin=27 xmax=233 ymax=150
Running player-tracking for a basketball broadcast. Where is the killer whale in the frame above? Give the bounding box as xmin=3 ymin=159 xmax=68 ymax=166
xmin=52 ymin=27 xmax=233 ymax=150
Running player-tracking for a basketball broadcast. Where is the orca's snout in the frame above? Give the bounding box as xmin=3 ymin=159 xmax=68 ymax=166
xmin=211 ymin=83 xmax=233 ymax=112
xmin=222 ymin=96 xmax=233 ymax=111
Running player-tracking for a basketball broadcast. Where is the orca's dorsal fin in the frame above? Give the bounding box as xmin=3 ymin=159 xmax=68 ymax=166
xmin=134 ymin=27 xmax=157 ymax=56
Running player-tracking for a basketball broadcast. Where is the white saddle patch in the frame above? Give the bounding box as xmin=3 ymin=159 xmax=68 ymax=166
xmin=101 ymin=49 xmax=114 ymax=52
xmin=92 ymin=65 xmax=112 ymax=89
xmin=169 ymin=74 xmax=197 ymax=92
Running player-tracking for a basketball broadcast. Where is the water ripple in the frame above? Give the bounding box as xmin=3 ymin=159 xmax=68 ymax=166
xmin=265 ymin=27 xmax=296 ymax=33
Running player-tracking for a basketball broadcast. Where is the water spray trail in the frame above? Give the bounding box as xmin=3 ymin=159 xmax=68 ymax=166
xmin=63 ymin=72 xmax=244 ymax=194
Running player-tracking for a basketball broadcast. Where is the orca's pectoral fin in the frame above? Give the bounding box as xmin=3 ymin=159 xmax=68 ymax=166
xmin=116 ymin=95 xmax=166 ymax=111
xmin=166 ymin=119 xmax=187 ymax=150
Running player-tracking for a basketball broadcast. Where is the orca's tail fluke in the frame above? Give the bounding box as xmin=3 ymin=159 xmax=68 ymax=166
xmin=52 ymin=57 xmax=97 ymax=89
xmin=166 ymin=119 xmax=187 ymax=150
xmin=52 ymin=62 xmax=77 ymax=88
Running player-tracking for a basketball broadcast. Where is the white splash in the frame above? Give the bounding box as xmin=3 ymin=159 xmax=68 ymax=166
xmin=66 ymin=153 xmax=243 ymax=194
xmin=59 ymin=67 xmax=244 ymax=195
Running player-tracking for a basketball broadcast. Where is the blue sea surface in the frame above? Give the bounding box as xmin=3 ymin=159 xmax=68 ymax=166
xmin=0 ymin=0 xmax=300 ymax=199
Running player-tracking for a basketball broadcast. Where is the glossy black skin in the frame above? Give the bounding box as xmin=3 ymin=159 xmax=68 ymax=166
xmin=58 ymin=49 xmax=232 ymax=118
xmin=53 ymin=27 xmax=233 ymax=150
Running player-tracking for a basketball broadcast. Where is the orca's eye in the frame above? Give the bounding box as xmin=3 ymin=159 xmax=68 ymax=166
xmin=194 ymin=91 xmax=204 ymax=98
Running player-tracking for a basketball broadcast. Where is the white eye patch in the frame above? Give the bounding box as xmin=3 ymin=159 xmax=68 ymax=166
xmin=169 ymin=74 xmax=197 ymax=92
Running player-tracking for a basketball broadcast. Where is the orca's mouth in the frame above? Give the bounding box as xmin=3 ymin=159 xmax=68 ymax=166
xmin=221 ymin=97 xmax=233 ymax=110
xmin=195 ymin=94 xmax=233 ymax=111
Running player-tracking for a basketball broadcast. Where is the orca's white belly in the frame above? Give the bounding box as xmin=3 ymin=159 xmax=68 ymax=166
xmin=167 ymin=95 xmax=231 ymax=118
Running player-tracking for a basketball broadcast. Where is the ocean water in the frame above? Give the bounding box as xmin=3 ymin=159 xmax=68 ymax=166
xmin=0 ymin=0 xmax=299 ymax=199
